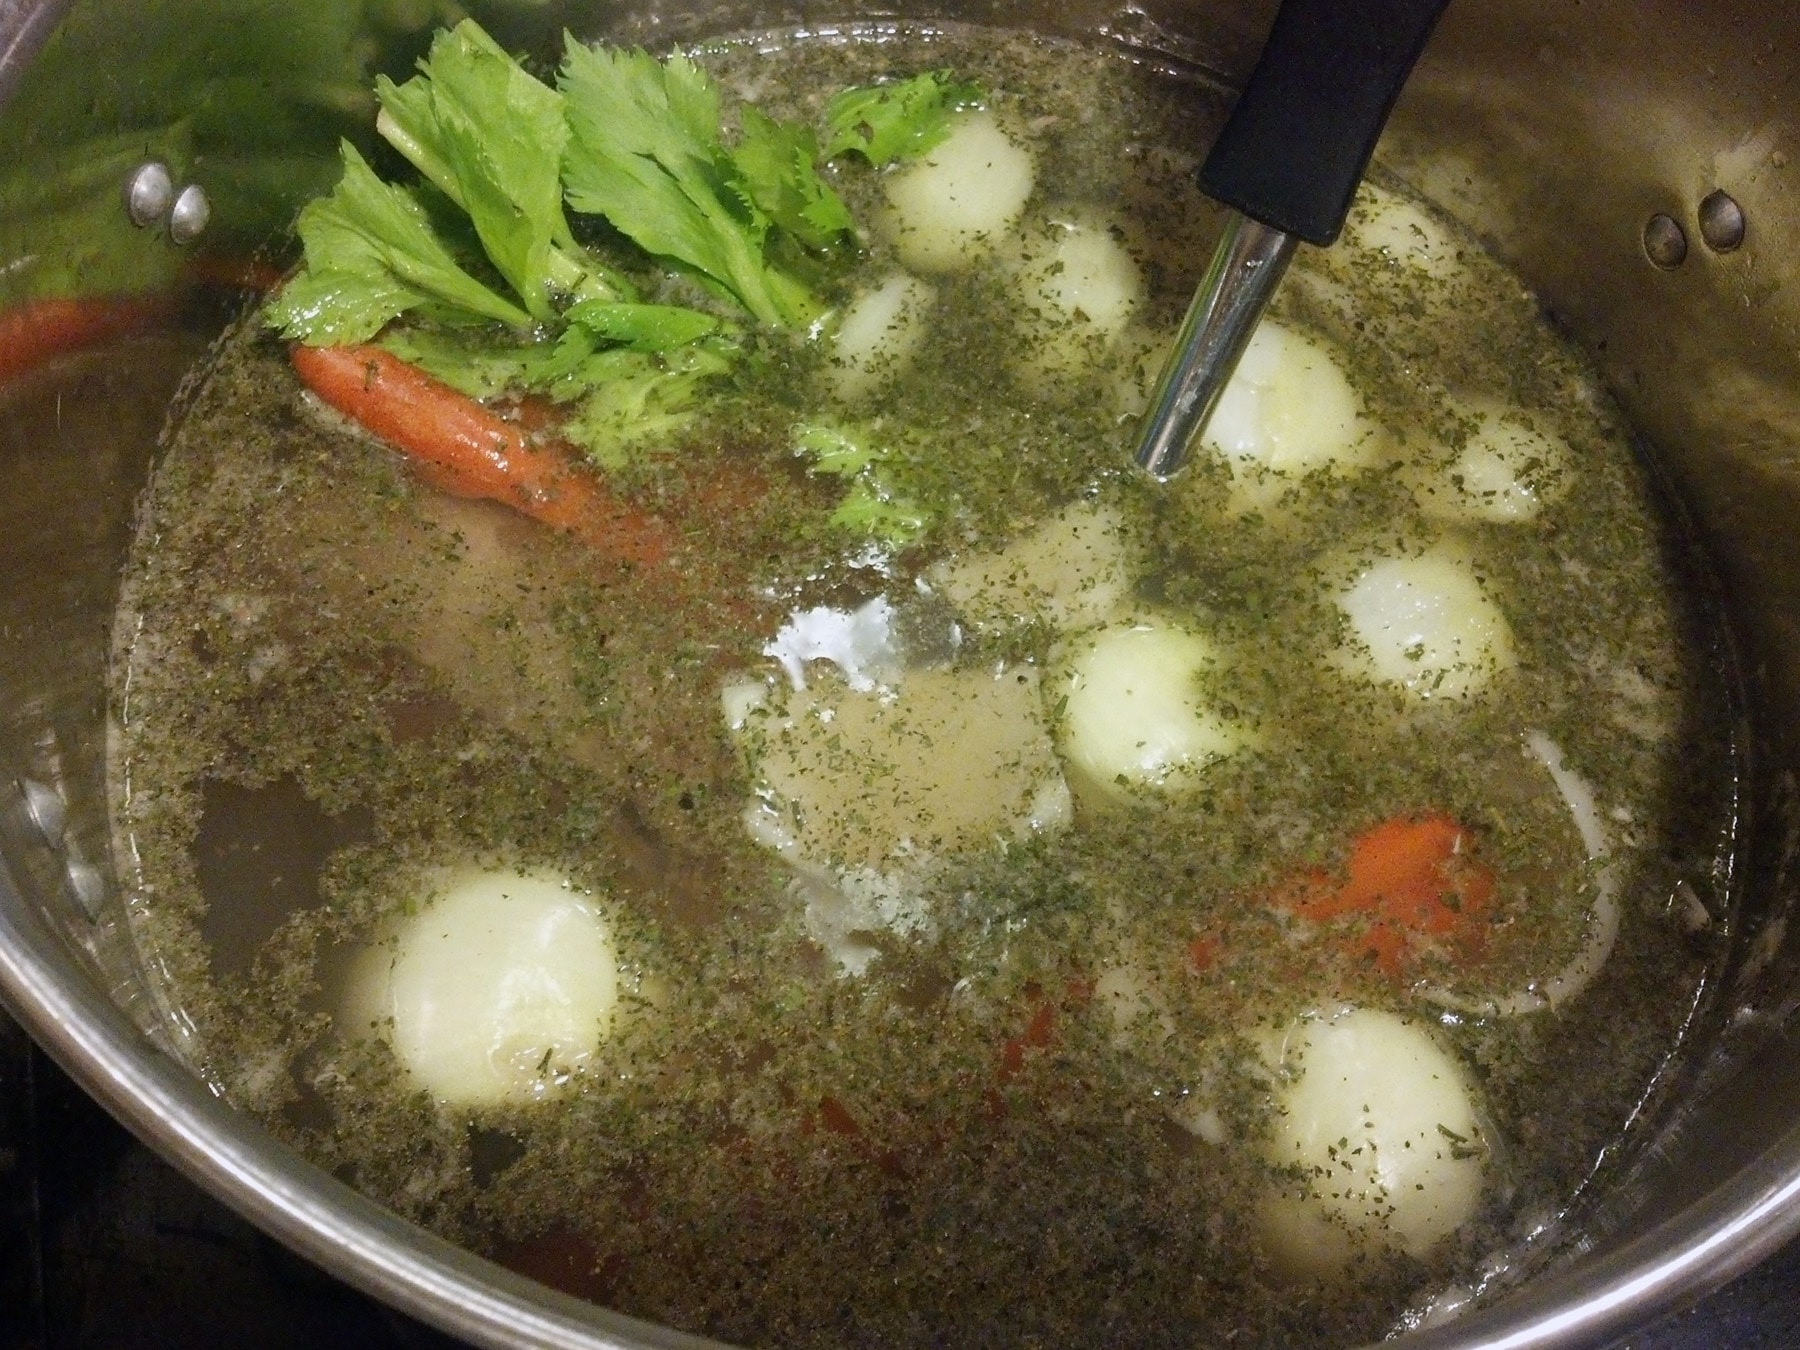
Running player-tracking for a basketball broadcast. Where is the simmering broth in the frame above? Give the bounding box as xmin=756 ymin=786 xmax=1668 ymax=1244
xmin=110 ymin=23 xmax=1740 ymax=1348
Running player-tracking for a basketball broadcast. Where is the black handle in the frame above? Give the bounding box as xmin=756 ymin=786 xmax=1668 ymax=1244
xmin=1198 ymin=0 xmax=1453 ymax=246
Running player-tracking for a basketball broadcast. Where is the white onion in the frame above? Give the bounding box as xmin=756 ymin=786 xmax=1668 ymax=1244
xmin=1011 ymin=217 xmax=1143 ymax=391
xmin=1335 ymin=550 xmax=1517 ymax=701
xmin=1344 ymin=184 xmax=1466 ymax=281
xmin=347 ymin=870 xmax=620 ymax=1106
xmin=1416 ymin=398 xmax=1572 ymax=525
xmin=1054 ymin=618 xmax=1254 ymax=798
xmin=829 ymin=272 xmax=936 ymax=401
xmin=1016 ymin=219 xmax=1141 ymax=338
xmin=1202 ymin=320 xmax=1381 ymax=507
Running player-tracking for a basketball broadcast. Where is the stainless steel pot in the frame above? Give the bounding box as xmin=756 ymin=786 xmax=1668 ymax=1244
xmin=3 ymin=1 xmax=1800 ymax=1346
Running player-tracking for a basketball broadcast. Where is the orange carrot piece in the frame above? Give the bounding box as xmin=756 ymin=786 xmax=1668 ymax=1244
xmin=1187 ymin=934 xmax=1222 ymax=973
xmin=288 ymin=342 xmax=676 ymax=568
xmin=1278 ymin=812 xmax=1495 ymax=977
xmin=801 ymin=1095 xmax=911 ymax=1179
xmin=493 ymin=1229 xmax=625 ymax=1305
xmin=998 ymin=1000 xmax=1058 ymax=1081
xmin=0 ymin=293 xmax=170 ymax=388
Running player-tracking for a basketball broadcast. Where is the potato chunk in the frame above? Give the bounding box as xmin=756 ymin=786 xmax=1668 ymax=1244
xmin=735 ymin=663 xmax=1069 ymax=870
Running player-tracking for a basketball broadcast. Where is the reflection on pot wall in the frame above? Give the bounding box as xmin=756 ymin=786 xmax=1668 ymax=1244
xmin=3 ymin=1 xmax=1800 ymax=1347
xmin=1378 ymin=5 xmax=1800 ymax=1212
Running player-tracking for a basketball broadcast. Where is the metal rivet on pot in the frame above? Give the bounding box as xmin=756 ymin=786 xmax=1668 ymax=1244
xmin=15 ymin=776 xmax=65 ymax=845
xmin=1698 ymin=190 xmax=1746 ymax=252
xmin=123 ymin=162 xmax=174 ymax=229
xmin=168 ymin=184 xmax=211 ymax=245
xmin=1643 ymin=213 xmax=1688 ymax=269
xmin=64 ymin=857 xmax=107 ymax=921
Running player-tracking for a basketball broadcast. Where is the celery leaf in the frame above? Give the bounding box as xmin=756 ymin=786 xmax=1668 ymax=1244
xmin=377 ymin=312 xmax=736 ymax=472
xmin=733 ymin=107 xmax=856 ymax=251
xmin=564 ymin=343 xmax=738 ymax=470
xmin=375 ymin=20 xmax=629 ymax=317
xmin=263 ymin=141 xmax=533 ymax=344
xmin=830 ymin=481 xmax=929 ymax=545
xmin=793 ymin=421 xmax=930 ymax=547
xmin=824 ymin=70 xmax=985 ymax=166
xmin=559 ymin=41 xmax=850 ymax=329
xmin=565 ymin=300 xmax=724 ymax=352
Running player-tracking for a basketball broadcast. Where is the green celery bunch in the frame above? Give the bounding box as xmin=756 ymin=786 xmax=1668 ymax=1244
xmin=823 ymin=69 xmax=985 ymax=166
xmin=793 ymin=421 xmax=929 ymax=547
xmin=559 ymin=42 xmax=856 ymax=329
xmin=266 ymin=18 xmax=975 ymax=539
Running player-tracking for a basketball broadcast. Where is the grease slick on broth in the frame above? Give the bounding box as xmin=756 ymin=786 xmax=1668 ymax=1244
xmin=108 ymin=18 xmax=1741 ymax=1350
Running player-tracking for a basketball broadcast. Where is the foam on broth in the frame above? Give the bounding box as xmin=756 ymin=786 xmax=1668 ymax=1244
xmin=108 ymin=23 xmax=1741 ymax=1348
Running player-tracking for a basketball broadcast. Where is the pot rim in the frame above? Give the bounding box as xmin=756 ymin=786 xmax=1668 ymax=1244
xmin=3 ymin=0 xmax=1799 ymax=1344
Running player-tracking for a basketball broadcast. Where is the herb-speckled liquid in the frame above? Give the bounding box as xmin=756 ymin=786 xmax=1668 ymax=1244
xmin=109 ymin=24 xmax=1740 ymax=1349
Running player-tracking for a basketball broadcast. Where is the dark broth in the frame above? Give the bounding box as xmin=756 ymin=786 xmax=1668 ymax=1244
xmin=109 ymin=24 xmax=1740 ymax=1349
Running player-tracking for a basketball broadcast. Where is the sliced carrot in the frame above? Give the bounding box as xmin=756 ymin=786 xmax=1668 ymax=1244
xmin=799 ymin=1095 xmax=910 ymax=1179
xmin=994 ymin=979 xmax=1092 ymax=1084
xmin=1275 ymin=812 xmax=1494 ymax=978
xmin=288 ymin=342 xmax=676 ymax=568
xmin=1186 ymin=933 xmax=1222 ymax=973
xmin=997 ymin=999 xmax=1058 ymax=1081
xmin=0 ymin=293 xmax=171 ymax=388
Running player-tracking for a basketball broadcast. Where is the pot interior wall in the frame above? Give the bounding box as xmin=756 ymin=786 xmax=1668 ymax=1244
xmin=4 ymin=0 xmax=1800 ymax=1346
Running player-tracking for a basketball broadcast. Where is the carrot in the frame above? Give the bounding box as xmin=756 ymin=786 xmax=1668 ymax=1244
xmin=1275 ymin=812 xmax=1495 ymax=978
xmin=0 ymin=293 xmax=171 ymax=387
xmin=799 ymin=1094 xmax=910 ymax=1179
xmin=816 ymin=1094 xmax=864 ymax=1138
xmin=289 ymin=342 xmax=677 ymax=568
xmin=993 ymin=978 xmax=1091 ymax=1090
xmin=997 ymin=999 xmax=1058 ymax=1081
xmin=1186 ymin=933 xmax=1222 ymax=973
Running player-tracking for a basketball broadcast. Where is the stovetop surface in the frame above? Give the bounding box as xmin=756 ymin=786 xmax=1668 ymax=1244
xmin=4 ymin=1010 xmax=1797 ymax=1350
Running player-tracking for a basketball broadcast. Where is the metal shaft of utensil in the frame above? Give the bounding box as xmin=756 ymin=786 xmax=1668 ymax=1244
xmin=1131 ymin=211 xmax=1297 ymax=481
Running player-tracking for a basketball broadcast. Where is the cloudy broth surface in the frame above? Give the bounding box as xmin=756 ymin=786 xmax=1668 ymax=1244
xmin=111 ymin=23 xmax=1739 ymax=1349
